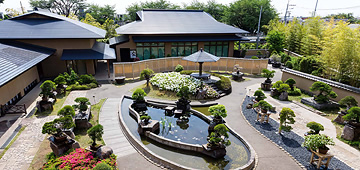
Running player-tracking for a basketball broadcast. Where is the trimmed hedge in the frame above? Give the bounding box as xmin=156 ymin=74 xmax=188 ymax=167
xmin=215 ymin=76 xmax=231 ymax=91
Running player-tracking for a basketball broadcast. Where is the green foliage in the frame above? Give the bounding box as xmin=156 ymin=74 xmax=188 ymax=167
xmin=339 ymin=96 xmax=358 ymax=108
xmin=266 ymin=30 xmax=285 ymax=54
xmin=254 ymin=100 xmax=272 ymax=111
xmin=343 ymin=107 xmax=360 ymax=123
xmin=179 ymin=70 xmax=195 ymax=75
xmin=288 ymin=87 xmax=301 ymax=96
xmin=298 ymin=56 xmax=320 ymax=74
xmin=310 ymin=81 xmax=338 ymax=103
xmin=279 ymin=108 xmax=296 ymax=133
xmin=183 ymin=0 xmax=226 ymax=21
xmin=67 ymin=69 xmax=79 ymax=85
xmin=280 ymin=53 xmax=291 ymax=63
xmin=285 ymin=78 xmax=296 ymax=89
xmin=57 ymin=105 xmax=75 ymax=117
xmin=140 ymin=68 xmax=154 ymax=86
xmin=42 ymin=121 xmax=58 ymax=135
xmin=176 ymin=86 xmax=190 ymax=99
xmin=208 ymin=124 xmax=231 ymax=147
xmin=85 ymin=4 xmax=116 ymax=24
xmin=29 ymin=0 xmax=87 ymax=17
xmin=126 ymin=0 xmax=180 ymax=21
xmin=140 ymin=115 xmax=151 ymax=121
xmin=208 ymin=104 xmax=227 ymax=119
xmin=40 ymin=80 xmax=56 ymax=98
xmin=87 ymin=124 xmax=104 ymax=146
xmin=54 ymin=116 xmax=76 ymax=130
xmin=175 ymin=64 xmax=184 ymax=72
xmin=254 ymin=90 xmax=266 ymax=101
xmin=277 ymin=84 xmax=290 ymax=93
xmin=74 ymin=97 xmax=90 ymax=112
xmin=261 ymin=69 xmax=275 ymax=80
xmin=270 ymin=53 xmax=281 ymax=63
xmin=54 ymin=74 xmax=66 ymax=85
xmin=251 ymin=56 xmax=259 ymax=59
xmin=93 ymin=162 xmax=112 ymax=170
xmin=306 ymin=121 xmax=324 ymax=134
xmin=223 ymin=0 xmax=277 ymax=33
xmin=215 ymin=76 xmax=231 ymax=91
xmin=285 ymin=61 xmax=293 ymax=69
xmin=272 ymin=80 xmax=284 ymax=89
xmin=132 ymin=88 xmax=147 ymax=101
xmin=302 ymin=134 xmax=335 ymax=151
xmin=79 ymin=74 xmax=97 ymax=85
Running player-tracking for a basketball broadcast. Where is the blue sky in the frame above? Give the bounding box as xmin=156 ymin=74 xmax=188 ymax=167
xmin=1 ymin=0 xmax=360 ymax=17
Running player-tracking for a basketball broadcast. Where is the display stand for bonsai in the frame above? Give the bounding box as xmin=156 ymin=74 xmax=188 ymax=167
xmin=255 ymin=108 xmax=271 ymax=123
xmin=310 ymin=150 xmax=334 ymax=169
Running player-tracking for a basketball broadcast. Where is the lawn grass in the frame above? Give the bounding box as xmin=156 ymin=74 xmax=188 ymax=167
xmin=74 ymin=99 xmax=106 ymax=147
xmin=28 ymin=99 xmax=106 ymax=170
xmin=192 ymin=107 xmax=211 ymax=116
xmin=32 ymin=91 xmax=69 ymax=118
xmin=131 ymin=83 xmax=181 ymax=101
xmin=0 ymin=126 xmax=26 ymax=159
xmin=287 ymin=93 xmax=312 ymax=102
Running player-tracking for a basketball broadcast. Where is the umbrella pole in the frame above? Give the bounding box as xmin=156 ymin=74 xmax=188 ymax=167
xmin=199 ymin=62 xmax=203 ymax=76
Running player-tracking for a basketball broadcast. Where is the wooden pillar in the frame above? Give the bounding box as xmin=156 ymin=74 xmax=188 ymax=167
xmin=107 ymin=60 xmax=110 ymax=78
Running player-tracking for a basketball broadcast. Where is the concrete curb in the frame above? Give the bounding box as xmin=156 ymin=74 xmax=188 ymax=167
xmin=239 ymin=96 xmax=306 ymax=170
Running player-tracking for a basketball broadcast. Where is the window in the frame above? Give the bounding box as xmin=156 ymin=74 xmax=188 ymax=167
xmin=136 ymin=43 xmax=165 ymax=60
xmin=171 ymin=42 xmax=198 ymax=57
xmin=204 ymin=41 xmax=229 ymax=57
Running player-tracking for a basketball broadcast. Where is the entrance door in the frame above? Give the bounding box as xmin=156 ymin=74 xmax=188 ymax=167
xmin=120 ymin=48 xmax=131 ymax=62
xmin=76 ymin=60 xmax=87 ymax=75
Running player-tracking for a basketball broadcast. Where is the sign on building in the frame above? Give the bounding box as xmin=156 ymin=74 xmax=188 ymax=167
xmin=130 ymin=50 xmax=136 ymax=58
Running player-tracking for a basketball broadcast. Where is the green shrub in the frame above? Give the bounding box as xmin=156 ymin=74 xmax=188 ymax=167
xmin=180 ymin=70 xmax=195 ymax=75
xmin=54 ymin=74 xmax=66 ymax=86
xmin=215 ymin=76 xmax=231 ymax=91
xmin=281 ymin=53 xmax=291 ymax=63
xmin=175 ymin=64 xmax=184 ymax=72
xmin=132 ymin=88 xmax=147 ymax=101
xmin=279 ymin=108 xmax=296 ymax=133
xmin=93 ymin=162 xmax=112 ymax=170
xmin=277 ymin=84 xmax=290 ymax=92
xmin=87 ymin=83 xmax=98 ymax=88
xmin=285 ymin=78 xmax=296 ymax=90
xmin=254 ymin=90 xmax=266 ymax=101
xmin=42 ymin=121 xmax=58 ymax=136
xmin=74 ymin=97 xmax=90 ymax=112
xmin=310 ymin=81 xmax=338 ymax=103
xmin=285 ymin=61 xmax=293 ymax=69
xmin=140 ymin=115 xmax=151 ymax=121
xmin=79 ymin=74 xmax=97 ymax=85
xmin=87 ymin=124 xmax=104 ymax=147
xmin=272 ymin=80 xmax=284 ymax=89
xmin=67 ymin=69 xmax=79 ymax=85
xmin=251 ymin=56 xmax=259 ymax=59
xmin=208 ymin=104 xmax=227 ymax=119
xmin=302 ymin=134 xmax=335 ymax=151
xmin=66 ymin=84 xmax=91 ymax=91
xmin=45 ymin=152 xmax=57 ymax=162
xmin=262 ymin=69 xmax=276 ymax=83
xmin=270 ymin=53 xmax=281 ymax=63
xmin=40 ymin=80 xmax=56 ymax=99
xmin=299 ymin=56 xmax=319 ymax=74
xmin=288 ymin=87 xmax=301 ymax=96
xmin=57 ymin=105 xmax=75 ymax=117
xmin=176 ymin=86 xmax=190 ymax=100
xmin=306 ymin=121 xmax=324 ymax=134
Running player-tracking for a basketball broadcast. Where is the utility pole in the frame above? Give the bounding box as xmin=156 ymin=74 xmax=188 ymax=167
xmin=314 ymin=0 xmax=319 ymax=17
xmin=256 ymin=6 xmax=263 ymax=49
xmin=20 ymin=1 xmax=25 ymax=13
xmin=284 ymin=0 xmax=290 ymax=24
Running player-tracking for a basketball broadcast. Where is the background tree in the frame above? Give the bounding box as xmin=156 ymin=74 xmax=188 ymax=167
xmin=266 ymin=30 xmax=285 ymax=54
xmin=85 ymin=4 xmax=116 ymax=24
xmin=184 ymin=0 xmax=226 ymax=21
xmin=223 ymin=0 xmax=277 ymax=33
xmin=4 ymin=8 xmax=22 ymax=18
xmin=30 ymin=0 xmax=87 ymax=17
xmin=126 ymin=0 xmax=180 ymax=21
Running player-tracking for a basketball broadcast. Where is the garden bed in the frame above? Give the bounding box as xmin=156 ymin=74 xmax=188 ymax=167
xmin=242 ymin=97 xmax=351 ymax=170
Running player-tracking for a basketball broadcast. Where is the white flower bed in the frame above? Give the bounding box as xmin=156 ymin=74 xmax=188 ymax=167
xmin=150 ymin=72 xmax=200 ymax=94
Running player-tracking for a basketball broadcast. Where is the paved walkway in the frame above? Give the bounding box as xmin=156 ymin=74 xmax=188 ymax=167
xmin=247 ymin=83 xmax=360 ymax=169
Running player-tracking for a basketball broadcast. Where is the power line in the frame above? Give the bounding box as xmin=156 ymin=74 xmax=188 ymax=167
xmin=297 ymin=5 xmax=360 ymax=11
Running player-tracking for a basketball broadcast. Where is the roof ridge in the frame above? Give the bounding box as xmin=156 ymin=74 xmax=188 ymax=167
xmin=142 ymin=9 xmax=203 ymax=12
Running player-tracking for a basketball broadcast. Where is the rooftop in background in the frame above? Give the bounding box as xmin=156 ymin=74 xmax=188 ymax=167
xmin=0 ymin=41 xmax=55 ymax=87
xmin=0 ymin=11 xmax=106 ymax=39
xmin=61 ymin=41 xmax=116 ymax=60
xmin=116 ymin=9 xmax=249 ymax=35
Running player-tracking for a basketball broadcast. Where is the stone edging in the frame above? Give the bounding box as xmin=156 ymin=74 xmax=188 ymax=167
xmin=239 ymin=96 xmax=306 ymax=169
xmin=121 ymin=96 xmax=256 ymax=170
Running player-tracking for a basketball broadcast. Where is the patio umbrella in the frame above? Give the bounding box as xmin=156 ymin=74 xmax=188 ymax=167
xmin=182 ymin=48 xmax=220 ymax=76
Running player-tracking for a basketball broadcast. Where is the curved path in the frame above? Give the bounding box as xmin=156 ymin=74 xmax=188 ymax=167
xmin=93 ymin=67 xmax=301 ymax=170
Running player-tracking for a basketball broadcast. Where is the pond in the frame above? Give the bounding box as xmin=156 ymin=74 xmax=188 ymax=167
xmin=121 ymin=98 xmax=250 ymax=169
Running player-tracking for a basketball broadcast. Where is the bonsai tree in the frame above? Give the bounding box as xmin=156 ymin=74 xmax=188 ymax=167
xmin=339 ymin=96 xmax=358 ymax=110
xmin=272 ymin=80 xmax=283 ymax=89
xmin=177 ymin=86 xmax=190 ymax=100
xmin=310 ymin=81 xmax=338 ymax=104
xmin=175 ymin=64 xmax=184 ymax=72
xmin=132 ymin=88 xmax=147 ymax=102
xmin=73 ymin=97 xmax=90 ymax=112
xmin=54 ymin=74 xmax=67 ymax=87
xmin=254 ymin=100 xmax=273 ymax=113
xmin=270 ymin=53 xmax=281 ymax=63
xmin=285 ymin=78 xmax=296 ymax=91
xmin=254 ymin=90 xmax=266 ymax=101
xmin=87 ymin=124 xmax=104 ymax=148
xmin=306 ymin=121 xmax=324 ymax=135
xmin=40 ymin=80 xmax=56 ymax=101
xmin=233 ymin=64 xmax=242 ymax=74
xmin=140 ymin=115 xmax=152 ymax=124
xmin=302 ymin=134 xmax=335 ymax=153
xmin=42 ymin=121 xmax=59 ymax=136
xmin=251 ymin=56 xmax=259 ymax=59
xmin=261 ymin=69 xmax=276 ymax=84
xmin=140 ymin=68 xmax=154 ymax=86
xmin=208 ymin=104 xmax=227 ymax=120
xmin=54 ymin=115 xmax=76 ymax=130
xmin=278 ymin=108 xmax=296 ymax=134
xmin=57 ymin=105 xmax=75 ymax=117
xmin=207 ymin=124 xmax=231 ymax=148
xmin=343 ymin=106 xmax=360 ymax=123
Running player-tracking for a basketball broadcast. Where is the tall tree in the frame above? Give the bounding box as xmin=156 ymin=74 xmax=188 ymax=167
xmin=223 ymin=0 xmax=277 ymax=33
xmin=300 ymin=17 xmax=324 ymax=56
xmin=85 ymin=4 xmax=116 ymax=24
xmin=29 ymin=0 xmax=87 ymax=17
xmin=184 ymin=0 xmax=226 ymax=21
xmin=126 ymin=0 xmax=180 ymax=21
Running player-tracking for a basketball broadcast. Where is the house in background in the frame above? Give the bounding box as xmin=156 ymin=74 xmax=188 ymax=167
xmin=110 ymin=9 xmax=249 ymax=62
xmin=0 ymin=11 xmax=116 ymax=106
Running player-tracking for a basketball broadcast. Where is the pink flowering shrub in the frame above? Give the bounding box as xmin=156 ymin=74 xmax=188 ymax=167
xmin=42 ymin=148 xmax=117 ymax=170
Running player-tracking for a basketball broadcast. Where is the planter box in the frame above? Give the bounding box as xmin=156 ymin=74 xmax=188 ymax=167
xmin=114 ymin=76 xmax=126 ymax=84
xmin=300 ymin=98 xmax=339 ymax=110
xmin=75 ymin=105 xmax=92 ymax=129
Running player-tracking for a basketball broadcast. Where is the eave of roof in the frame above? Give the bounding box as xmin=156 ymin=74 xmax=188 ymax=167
xmin=131 ymin=35 xmax=250 ymax=43
xmin=0 ymin=41 xmax=55 ymax=87
xmin=61 ymin=42 xmax=116 ymax=60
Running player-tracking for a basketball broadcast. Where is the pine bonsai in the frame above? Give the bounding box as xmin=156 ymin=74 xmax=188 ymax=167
xmin=262 ymin=69 xmax=276 ymax=84
xmin=278 ymin=108 xmax=296 ymax=134
xmin=140 ymin=68 xmax=154 ymax=86
xmin=140 ymin=115 xmax=152 ymax=124
xmin=177 ymin=86 xmax=190 ymax=100
xmin=254 ymin=90 xmax=266 ymax=101
xmin=254 ymin=100 xmax=273 ymax=113
xmin=343 ymin=107 xmax=360 ymax=123
xmin=208 ymin=104 xmax=227 ymax=119
xmin=310 ymin=81 xmax=338 ymax=104
xmin=73 ymin=97 xmax=90 ymax=112
xmin=57 ymin=105 xmax=75 ymax=117
xmin=306 ymin=121 xmax=324 ymax=134
xmin=207 ymin=124 xmax=231 ymax=148
xmin=40 ymin=80 xmax=56 ymax=101
xmin=339 ymin=96 xmax=358 ymax=110
xmin=54 ymin=74 xmax=66 ymax=87
xmin=87 ymin=124 xmax=104 ymax=147
xmin=285 ymin=78 xmax=296 ymax=91
xmin=132 ymin=88 xmax=147 ymax=102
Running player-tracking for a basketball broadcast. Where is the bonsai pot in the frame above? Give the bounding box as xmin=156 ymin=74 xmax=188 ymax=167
xmin=261 ymin=82 xmax=272 ymax=91
xmin=272 ymin=62 xmax=281 ymax=68
xmin=318 ymin=146 xmax=329 ymax=154
xmin=90 ymin=144 xmax=102 ymax=151
xmin=261 ymin=109 xmax=268 ymax=113
xmin=54 ymin=135 xmax=67 ymax=143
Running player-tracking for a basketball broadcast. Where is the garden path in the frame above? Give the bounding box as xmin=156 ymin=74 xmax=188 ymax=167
xmin=0 ymin=91 xmax=87 ymax=170
xmin=246 ymin=83 xmax=360 ymax=169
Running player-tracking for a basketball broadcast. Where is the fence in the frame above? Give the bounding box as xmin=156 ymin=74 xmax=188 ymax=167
xmin=113 ymin=57 xmax=268 ymax=79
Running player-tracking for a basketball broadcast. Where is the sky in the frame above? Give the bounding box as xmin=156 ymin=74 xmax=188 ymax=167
xmin=1 ymin=0 xmax=360 ymax=18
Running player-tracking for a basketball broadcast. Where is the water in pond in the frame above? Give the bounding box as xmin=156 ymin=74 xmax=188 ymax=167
xmin=121 ymin=98 xmax=250 ymax=169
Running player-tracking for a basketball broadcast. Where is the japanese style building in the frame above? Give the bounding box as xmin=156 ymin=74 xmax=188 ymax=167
xmin=110 ymin=9 xmax=249 ymax=62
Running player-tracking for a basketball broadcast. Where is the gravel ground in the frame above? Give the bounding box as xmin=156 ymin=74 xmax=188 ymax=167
xmin=242 ymin=97 xmax=353 ymax=170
